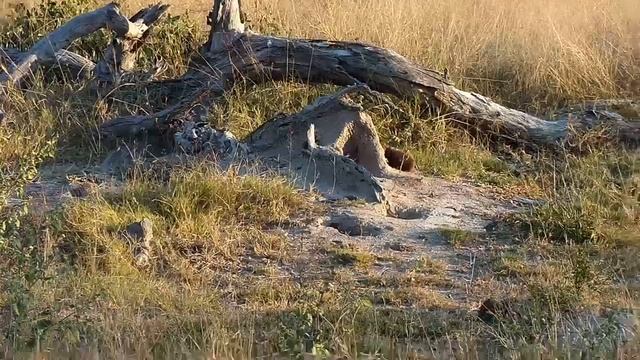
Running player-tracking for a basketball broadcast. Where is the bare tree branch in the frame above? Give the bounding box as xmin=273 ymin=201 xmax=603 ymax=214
xmin=95 ymin=3 xmax=170 ymax=87
xmin=0 ymin=3 xmax=162 ymax=87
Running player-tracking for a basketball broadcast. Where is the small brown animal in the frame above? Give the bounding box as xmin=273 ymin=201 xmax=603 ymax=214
xmin=478 ymin=298 xmax=501 ymax=323
xmin=478 ymin=298 xmax=520 ymax=323
xmin=384 ymin=146 xmax=416 ymax=172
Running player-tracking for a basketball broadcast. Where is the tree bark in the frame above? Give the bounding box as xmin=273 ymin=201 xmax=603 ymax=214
xmin=0 ymin=2 xmax=165 ymax=88
xmin=207 ymin=0 xmax=245 ymax=52
xmin=95 ymin=3 xmax=170 ymax=87
xmin=100 ymin=0 xmax=639 ymax=148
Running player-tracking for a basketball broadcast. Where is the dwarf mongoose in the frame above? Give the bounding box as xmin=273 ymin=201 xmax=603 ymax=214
xmin=384 ymin=146 xmax=416 ymax=172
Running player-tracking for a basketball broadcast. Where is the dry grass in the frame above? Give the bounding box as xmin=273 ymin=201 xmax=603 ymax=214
xmin=65 ymin=162 xmax=311 ymax=270
xmin=157 ymin=0 xmax=640 ymax=111
xmin=1 ymin=0 xmax=640 ymax=358
xmin=5 ymin=0 xmax=638 ymax=107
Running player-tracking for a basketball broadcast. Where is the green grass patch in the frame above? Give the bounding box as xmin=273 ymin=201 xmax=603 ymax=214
xmin=513 ymin=150 xmax=639 ymax=245
xmin=440 ymin=228 xmax=480 ymax=248
xmin=327 ymin=245 xmax=376 ymax=269
xmin=64 ymin=162 xmax=312 ymax=274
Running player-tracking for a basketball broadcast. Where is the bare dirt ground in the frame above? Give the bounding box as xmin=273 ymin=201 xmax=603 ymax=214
xmin=16 ymin=163 xmax=525 ymax=308
xmin=310 ymin=175 xmax=519 ymax=300
xmin=7 ymin=160 xmax=636 ymax=353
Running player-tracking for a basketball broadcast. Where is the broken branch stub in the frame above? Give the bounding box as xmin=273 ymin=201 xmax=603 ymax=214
xmin=95 ymin=3 xmax=170 ymax=87
xmin=0 ymin=2 xmax=169 ymax=89
xmin=124 ymin=218 xmax=154 ymax=267
xmin=207 ymin=0 xmax=246 ymax=52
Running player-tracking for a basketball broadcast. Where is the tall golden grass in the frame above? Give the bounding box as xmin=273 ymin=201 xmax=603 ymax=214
xmin=3 ymin=0 xmax=638 ymax=109
xmin=117 ymin=0 xmax=640 ymax=111
xmin=1 ymin=1 xmax=639 ymax=357
xmin=247 ymin=0 xmax=639 ymax=110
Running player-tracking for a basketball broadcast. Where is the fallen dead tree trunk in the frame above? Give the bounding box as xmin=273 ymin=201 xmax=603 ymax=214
xmin=1 ymin=48 xmax=95 ymax=80
xmin=0 ymin=2 xmax=168 ymax=88
xmin=99 ymin=0 xmax=639 ymax=148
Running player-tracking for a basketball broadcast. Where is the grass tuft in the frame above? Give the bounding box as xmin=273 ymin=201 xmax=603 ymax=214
xmin=326 ymin=244 xmax=376 ymax=269
xmin=440 ymin=228 xmax=480 ymax=248
xmin=1 ymin=0 xmax=639 ymax=357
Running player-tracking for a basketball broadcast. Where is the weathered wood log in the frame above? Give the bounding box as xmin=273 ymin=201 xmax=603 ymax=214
xmin=195 ymin=34 xmax=639 ymax=147
xmin=95 ymin=3 xmax=170 ymax=87
xmin=100 ymin=82 xmax=223 ymax=138
xmin=0 ymin=48 xmax=22 ymax=61
xmin=50 ymin=50 xmax=96 ymax=79
xmin=98 ymin=0 xmax=639 ymax=149
xmin=102 ymin=30 xmax=638 ymax=148
xmin=0 ymin=3 xmax=161 ymax=87
xmin=1 ymin=48 xmax=96 ymax=80
xmin=207 ymin=0 xmax=245 ymax=52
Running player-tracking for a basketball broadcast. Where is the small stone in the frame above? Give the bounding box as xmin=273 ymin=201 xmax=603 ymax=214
xmin=125 ymin=218 xmax=153 ymax=244
xmin=387 ymin=242 xmax=414 ymax=252
xmin=134 ymin=246 xmax=151 ymax=267
xmin=125 ymin=218 xmax=154 ymax=267
xmin=326 ymin=213 xmax=382 ymax=237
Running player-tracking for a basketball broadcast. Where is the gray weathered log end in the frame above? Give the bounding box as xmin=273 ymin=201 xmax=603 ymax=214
xmin=1 ymin=48 xmax=95 ymax=80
